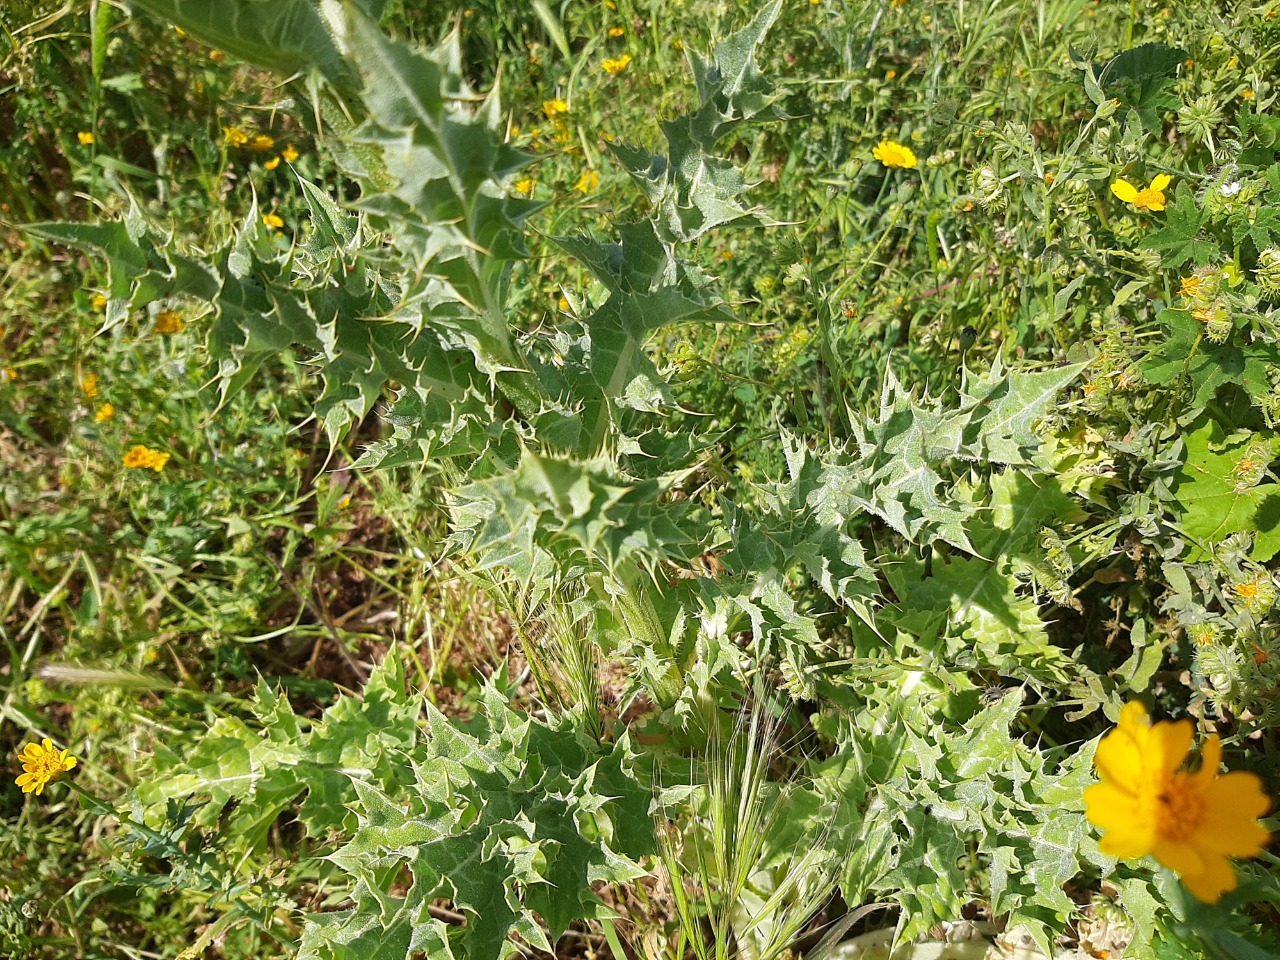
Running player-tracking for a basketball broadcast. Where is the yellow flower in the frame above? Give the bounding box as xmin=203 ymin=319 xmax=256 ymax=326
xmin=94 ymin=402 xmax=115 ymax=423
xmin=82 ymin=373 xmax=99 ymax=399
xmin=246 ymin=134 xmax=275 ymax=152
xmin=514 ymin=178 xmax=536 ymax=195
xmin=223 ymin=126 xmax=249 ymax=148
xmin=1110 ymin=174 xmax=1172 ymax=212
xmin=209 ymin=49 xmax=225 ymax=63
xmin=543 ymin=98 xmax=569 ymax=118
xmin=1180 ymin=275 xmax=1204 ymax=299
xmin=173 ymin=24 xmax=187 ymax=37
xmin=1 ymin=367 xmax=17 ymax=384
xmin=872 ymin=140 xmax=918 ymax=169
xmin=609 ymin=26 xmax=625 ymax=37
xmin=573 ymin=170 xmax=600 ymax=194
xmin=602 ymin=54 xmax=632 ymax=75
xmin=264 ymin=156 xmax=281 ymax=170
xmin=15 ymin=739 xmax=78 ymax=796
xmin=91 ymin=293 xmax=107 ymax=310
xmin=558 ymin=295 xmax=570 ymax=312
xmin=123 ymin=445 xmax=171 ymax=472
xmin=77 ymin=131 xmax=95 ymax=146
xmin=282 ymin=143 xmax=299 ymax=163
xmin=1084 ymin=701 xmax=1271 ymax=903
xmin=1242 ymin=88 xmax=1255 ymax=100
xmin=338 ymin=495 xmax=352 ymax=510
xmin=262 ymin=213 xmax=285 ymax=229
xmin=886 ymin=69 xmax=897 ymax=80
xmin=154 ymin=310 xmax=184 ymax=335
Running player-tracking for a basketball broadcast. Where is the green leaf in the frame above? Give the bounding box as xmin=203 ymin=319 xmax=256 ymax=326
xmin=1173 ymin=419 xmax=1280 ymax=561
xmin=1144 ymin=194 xmax=1217 ymax=268
xmin=129 ymin=0 xmax=347 ymax=85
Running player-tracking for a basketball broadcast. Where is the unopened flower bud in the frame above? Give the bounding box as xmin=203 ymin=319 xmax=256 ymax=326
xmin=1256 ymin=248 xmax=1280 ymax=299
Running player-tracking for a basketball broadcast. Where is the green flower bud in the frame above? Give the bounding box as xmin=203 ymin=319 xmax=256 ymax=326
xmin=1256 ymin=248 xmax=1280 ymax=299
xmin=971 ymin=165 xmax=1005 ymax=210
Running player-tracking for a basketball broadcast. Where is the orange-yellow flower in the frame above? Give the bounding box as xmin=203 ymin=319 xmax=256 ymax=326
xmin=602 ymin=54 xmax=632 ymax=75
xmin=1084 ymin=701 xmax=1271 ymax=903
xmin=872 ymin=140 xmax=918 ymax=169
xmin=223 ymin=126 xmax=249 ymax=148
xmin=542 ymin=98 xmax=569 ymax=118
xmin=77 ymin=131 xmax=95 ymax=146
xmin=15 ymin=738 xmax=78 ymax=796
xmin=94 ymin=402 xmax=115 ymax=423
xmin=282 ymin=143 xmax=300 ymax=163
xmin=91 ymin=293 xmax=107 ymax=311
xmin=1111 ymin=174 xmax=1172 ymax=212
xmin=154 ymin=310 xmax=184 ymax=335
xmin=123 ymin=445 xmax=171 ymax=472
xmin=82 ymin=373 xmax=99 ymax=398
xmin=574 ymin=170 xmax=600 ymax=194
xmin=262 ymin=213 xmax=285 ymax=229
xmin=264 ymin=156 xmax=281 ymax=170
xmin=246 ymin=134 xmax=275 ymax=152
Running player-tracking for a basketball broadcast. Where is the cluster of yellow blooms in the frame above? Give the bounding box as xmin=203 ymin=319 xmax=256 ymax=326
xmin=122 ymin=445 xmax=171 ymax=472
xmin=224 ymin=127 xmax=300 ymax=169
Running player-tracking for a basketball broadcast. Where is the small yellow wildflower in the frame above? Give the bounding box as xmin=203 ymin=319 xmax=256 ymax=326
xmin=609 ymin=26 xmax=625 ymax=37
xmin=282 ymin=143 xmax=300 ymax=163
xmin=223 ymin=126 xmax=249 ymax=148
xmin=1242 ymin=88 xmax=1255 ymax=100
xmin=262 ymin=213 xmax=285 ymax=229
xmin=574 ymin=170 xmax=600 ymax=194
xmin=154 ymin=310 xmax=185 ymax=335
xmin=15 ymin=739 xmax=78 ymax=796
xmin=1235 ymin=581 xmax=1260 ymax=600
xmin=514 ymin=178 xmax=536 ymax=195
xmin=602 ymin=54 xmax=632 ymax=75
xmin=91 ymin=293 xmax=107 ymax=310
xmin=264 ymin=156 xmax=281 ymax=170
xmin=82 ymin=373 xmax=99 ymax=399
xmin=1180 ymin=275 xmax=1204 ymax=299
xmin=122 ymin=445 xmax=171 ymax=472
xmin=1084 ymin=701 xmax=1271 ymax=903
xmin=94 ymin=402 xmax=115 ymax=423
xmin=543 ymin=98 xmax=569 ymax=118
xmin=886 ymin=69 xmax=897 ymax=80
xmin=209 ymin=49 xmax=225 ymax=63
xmin=77 ymin=131 xmax=95 ymax=146
xmin=338 ymin=495 xmax=352 ymax=510
xmin=246 ymin=134 xmax=275 ymax=152
xmin=1 ymin=367 xmax=17 ymax=384
xmin=558 ymin=295 xmax=571 ymax=312
xmin=1110 ymin=174 xmax=1172 ymax=212
xmin=872 ymin=140 xmax=918 ymax=169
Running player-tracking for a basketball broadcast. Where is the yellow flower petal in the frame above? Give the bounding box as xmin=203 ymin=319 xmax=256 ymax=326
xmin=1111 ymin=179 xmax=1139 ymax=203
xmin=1176 ymin=850 xmax=1238 ymax=904
xmin=1150 ymin=173 xmax=1172 ymax=192
xmin=1154 ymin=717 xmax=1193 ymax=773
